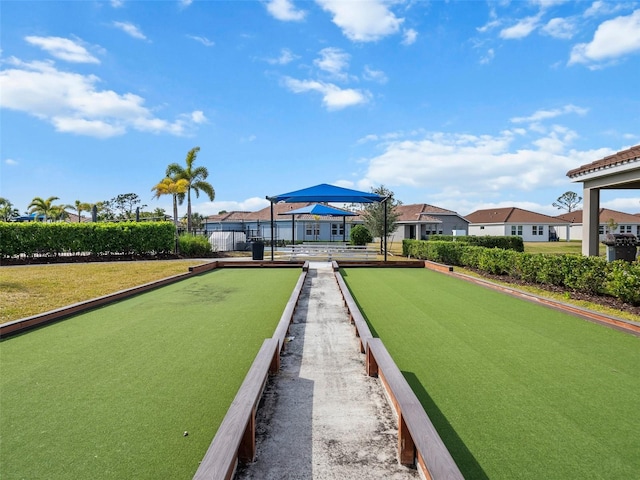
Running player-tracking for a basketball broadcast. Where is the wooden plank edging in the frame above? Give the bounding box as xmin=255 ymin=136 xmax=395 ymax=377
xmin=272 ymin=270 xmax=308 ymax=355
xmin=334 ymin=270 xmax=373 ymax=353
xmin=366 ymin=338 xmax=464 ymax=480
xmin=193 ymin=338 xmax=279 ymax=480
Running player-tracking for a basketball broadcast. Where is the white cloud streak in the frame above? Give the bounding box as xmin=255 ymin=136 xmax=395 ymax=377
xmin=187 ymin=35 xmax=214 ymax=47
xmin=315 ymin=0 xmax=403 ymax=42
xmin=0 ymin=58 xmax=204 ymax=138
xmin=25 ymin=36 xmax=100 ymax=64
xmin=569 ymin=9 xmax=640 ymax=67
xmin=265 ymin=0 xmax=306 ymax=21
xmin=113 ymin=21 xmax=147 ymax=40
xmin=282 ymin=77 xmax=370 ymax=110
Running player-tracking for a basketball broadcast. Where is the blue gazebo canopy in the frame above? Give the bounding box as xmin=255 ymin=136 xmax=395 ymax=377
xmin=268 ymin=183 xmax=383 ymax=204
xmin=278 ymin=203 xmax=357 ymax=217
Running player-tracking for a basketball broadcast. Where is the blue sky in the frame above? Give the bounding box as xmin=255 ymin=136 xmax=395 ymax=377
xmin=1 ymin=0 xmax=639 ymax=219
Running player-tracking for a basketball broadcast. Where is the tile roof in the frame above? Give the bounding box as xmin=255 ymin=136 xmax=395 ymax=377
xmin=555 ymin=208 xmax=640 ymax=224
xmin=394 ymin=203 xmax=459 ymax=223
xmin=465 ymin=207 xmax=569 ymax=224
xmin=567 ymin=144 xmax=640 ymax=178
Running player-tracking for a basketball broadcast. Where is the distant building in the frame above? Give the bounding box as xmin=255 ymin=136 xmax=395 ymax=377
xmin=389 ymin=204 xmax=469 ymax=242
xmin=554 ymin=208 xmax=640 ymax=241
xmin=466 ymin=207 xmax=569 ymax=242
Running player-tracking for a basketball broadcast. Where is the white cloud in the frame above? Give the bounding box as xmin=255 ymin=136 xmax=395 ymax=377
xmin=315 ymin=0 xmax=403 ymax=42
xmin=5 ymin=158 xmax=19 ymax=166
xmin=584 ymin=1 xmax=628 ymax=18
xmin=0 ymin=58 xmax=204 ymax=138
xmin=266 ymin=48 xmax=298 ymax=65
xmin=283 ymin=77 xmax=370 ymax=110
xmin=25 ymin=36 xmax=100 ymax=64
xmin=110 ymin=0 xmax=124 ymax=7
xmin=402 ymin=28 xmax=418 ymax=45
xmin=479 ymin=48 xmax=495 ymax=65
xmin=510 ymin=104 xmax=588 ymax=124
xmin=363 ymin=65 xmax=387 ymax=84
xmin=187 ymin=35 xmax=214 ymax=47
xmin=314 ymin=47 xmax=350 ymax=78
xmin=354 ymin=129 xmax=610 ymax=206
xmin=541 ymin=17 xmax=576 ymax=39
xmin=500 ymin=15 xmax=542 ymax=39
xmin=113 ymin=21 xmax=147 ymax=40
xmin=569 ymin=9 xmax=640 ymax=67
xmin=179 ymin=0 xmax=193 ymax=8
xmin=266 ymin=0 xmax=306 ymax=21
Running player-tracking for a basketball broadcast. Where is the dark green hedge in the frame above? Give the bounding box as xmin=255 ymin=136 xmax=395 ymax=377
xmin=403 ymin=239 xmax=640 ymax=305
xmin=429 ymin=234 xmax=525 ymax=252
xmin=0 ymin=222 xmax=175 ymax=258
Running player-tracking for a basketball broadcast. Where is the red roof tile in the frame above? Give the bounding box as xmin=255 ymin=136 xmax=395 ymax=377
xmin=466 ymin=207 xmax=569 ymax=224
xmin=555 ymin=208 xmax=640 ymax=224
xmin=567 ymin=144 xmax=640 ymax=178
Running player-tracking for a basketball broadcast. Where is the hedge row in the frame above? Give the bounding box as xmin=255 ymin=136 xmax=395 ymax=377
xmin=403 ymin=239 xmax=640 ymax=305
xmin=429 ymin=234 xmax=525 ymax=252
xmin=0 ymin=222 xmax=175 ymax=258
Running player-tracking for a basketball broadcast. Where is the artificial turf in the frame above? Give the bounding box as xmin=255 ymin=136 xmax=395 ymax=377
xmin=341 ymin=268 xmax=640 ymax=480
xmin=0 ymin=268 xmax=300 ymax=479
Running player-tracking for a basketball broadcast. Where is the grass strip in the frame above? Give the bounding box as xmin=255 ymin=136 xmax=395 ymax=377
xmin=1 ymin=268 xmax=300 ymax=480
xmin=342 ymin=267 xmax=640 ymax=480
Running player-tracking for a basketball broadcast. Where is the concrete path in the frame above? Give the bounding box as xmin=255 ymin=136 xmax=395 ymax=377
xmin=236 ymin=262 xmax=418 ymax=480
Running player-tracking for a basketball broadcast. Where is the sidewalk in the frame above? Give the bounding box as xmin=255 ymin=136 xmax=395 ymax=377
xmin=236 ymin=262 xmax=418 ymax=480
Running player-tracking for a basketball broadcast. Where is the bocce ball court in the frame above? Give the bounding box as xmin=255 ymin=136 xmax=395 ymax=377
xmin=1 ymin=262 xmax=638 ymax=479
xmin=0 ymin=267 xmax=302 ymax=480
xmin=341 ymin=267 xmax=639 ymax=480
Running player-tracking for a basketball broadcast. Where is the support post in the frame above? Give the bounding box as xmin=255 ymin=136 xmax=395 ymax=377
xmin=582 ymin=187 xmax=600 ymax=256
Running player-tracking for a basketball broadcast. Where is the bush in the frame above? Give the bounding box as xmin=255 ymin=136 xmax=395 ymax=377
xmin=402 ymin=238 xmax=640 ymax=306
xmin=0 ymin=221 xmax=175 ymax=258
xmin=178 ymin=234 xmax=213 ymax=257
xmin=350 ymin=225 xmax=373 ymax=246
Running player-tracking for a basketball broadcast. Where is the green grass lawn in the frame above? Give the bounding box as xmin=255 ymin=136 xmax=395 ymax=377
xmin=0 ymin=268 xmax=300 ymax=480
xmin=524 ymin=240 xmax=606 ymax=256
xmin=342 ymin=268 xmax=640 ymax=480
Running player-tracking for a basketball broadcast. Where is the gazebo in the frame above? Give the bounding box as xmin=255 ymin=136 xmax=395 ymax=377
xmin=277 ymin=203 xmax=357 ymax=244
xmin=567 ymin=145 xmax=640 ymax=256
xmin=267 ymin=184 xmax=387 ymax=261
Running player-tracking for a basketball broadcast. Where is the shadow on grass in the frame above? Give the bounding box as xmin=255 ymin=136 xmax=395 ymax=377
xmin=402 ymin=371 xmax=489 ymax=480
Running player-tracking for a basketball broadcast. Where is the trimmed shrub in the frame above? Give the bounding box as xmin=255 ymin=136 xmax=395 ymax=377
xmin=350 ymin=225 xmax=373 ymax=246
xmin=178 ymin=234 xmax=213 ymax=257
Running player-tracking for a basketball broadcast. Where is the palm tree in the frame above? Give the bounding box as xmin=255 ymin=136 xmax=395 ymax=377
xmin=72 ymin=200 xmax=92 ymax=222
xmin=151 ymin=177 xmax=189 ymax=225
xmin=28 ymin=196 xmax=61 ymax=222
xmin=166 ymin=146 xmax=215 ymax=233
xmin=0 ymin=198 xmax=19 ymax=221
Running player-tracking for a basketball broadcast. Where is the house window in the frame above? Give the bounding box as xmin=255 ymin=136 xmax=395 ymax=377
xmin=305 ymin=224 xmax=320 ymax=236
xmin=621 ymin=225 xmax=632 ymax=233
xmin=511 ymin=225 xmax=523 ymax=236
xmin=598 ymin=226 xmax=604 ymax=234
xmin=532 ymin=225 xmax=544 ymax=236
xmin=480 ymin=226 xmax=485 ymax=230
xmin=331 ymin=223 xmax=344 ymax=236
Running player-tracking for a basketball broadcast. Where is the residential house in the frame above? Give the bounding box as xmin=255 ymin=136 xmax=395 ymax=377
xmin=389 ymin=204 xmax=470 ymax=242
xmin=554 ymin=208 xmax=640 ymax=241
xmin=466 ymin=207 xmax=570 ymax=242
xmin=204 ymin=203 xmax=363 ymax=243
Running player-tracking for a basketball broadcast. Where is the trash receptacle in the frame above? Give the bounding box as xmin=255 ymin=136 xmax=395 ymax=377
xmin=602 ymin=234 xmax=638 ymax=262
xmin=252 ymin=240 xmax=264 ymax=260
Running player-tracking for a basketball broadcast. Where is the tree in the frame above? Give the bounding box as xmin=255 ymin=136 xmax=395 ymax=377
xmin=553 ymin=191 xmax=582 ymax=213
xmin=361 ymin=185 xmax=401 ymax=254
xmin=28 ymin=196 xmax=61 ymax=221
xmin=0 ymin=198 xmax=19 ymax=221
xmin=166 ymin=147 xmax=215 ymax=233
xmin=152 ymin=177 xmax=189 ymax=225
xmin=110 ymin=193 xmax=146 ymax=220
xmin=72 ymin=200 xmax=92 ymax=222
